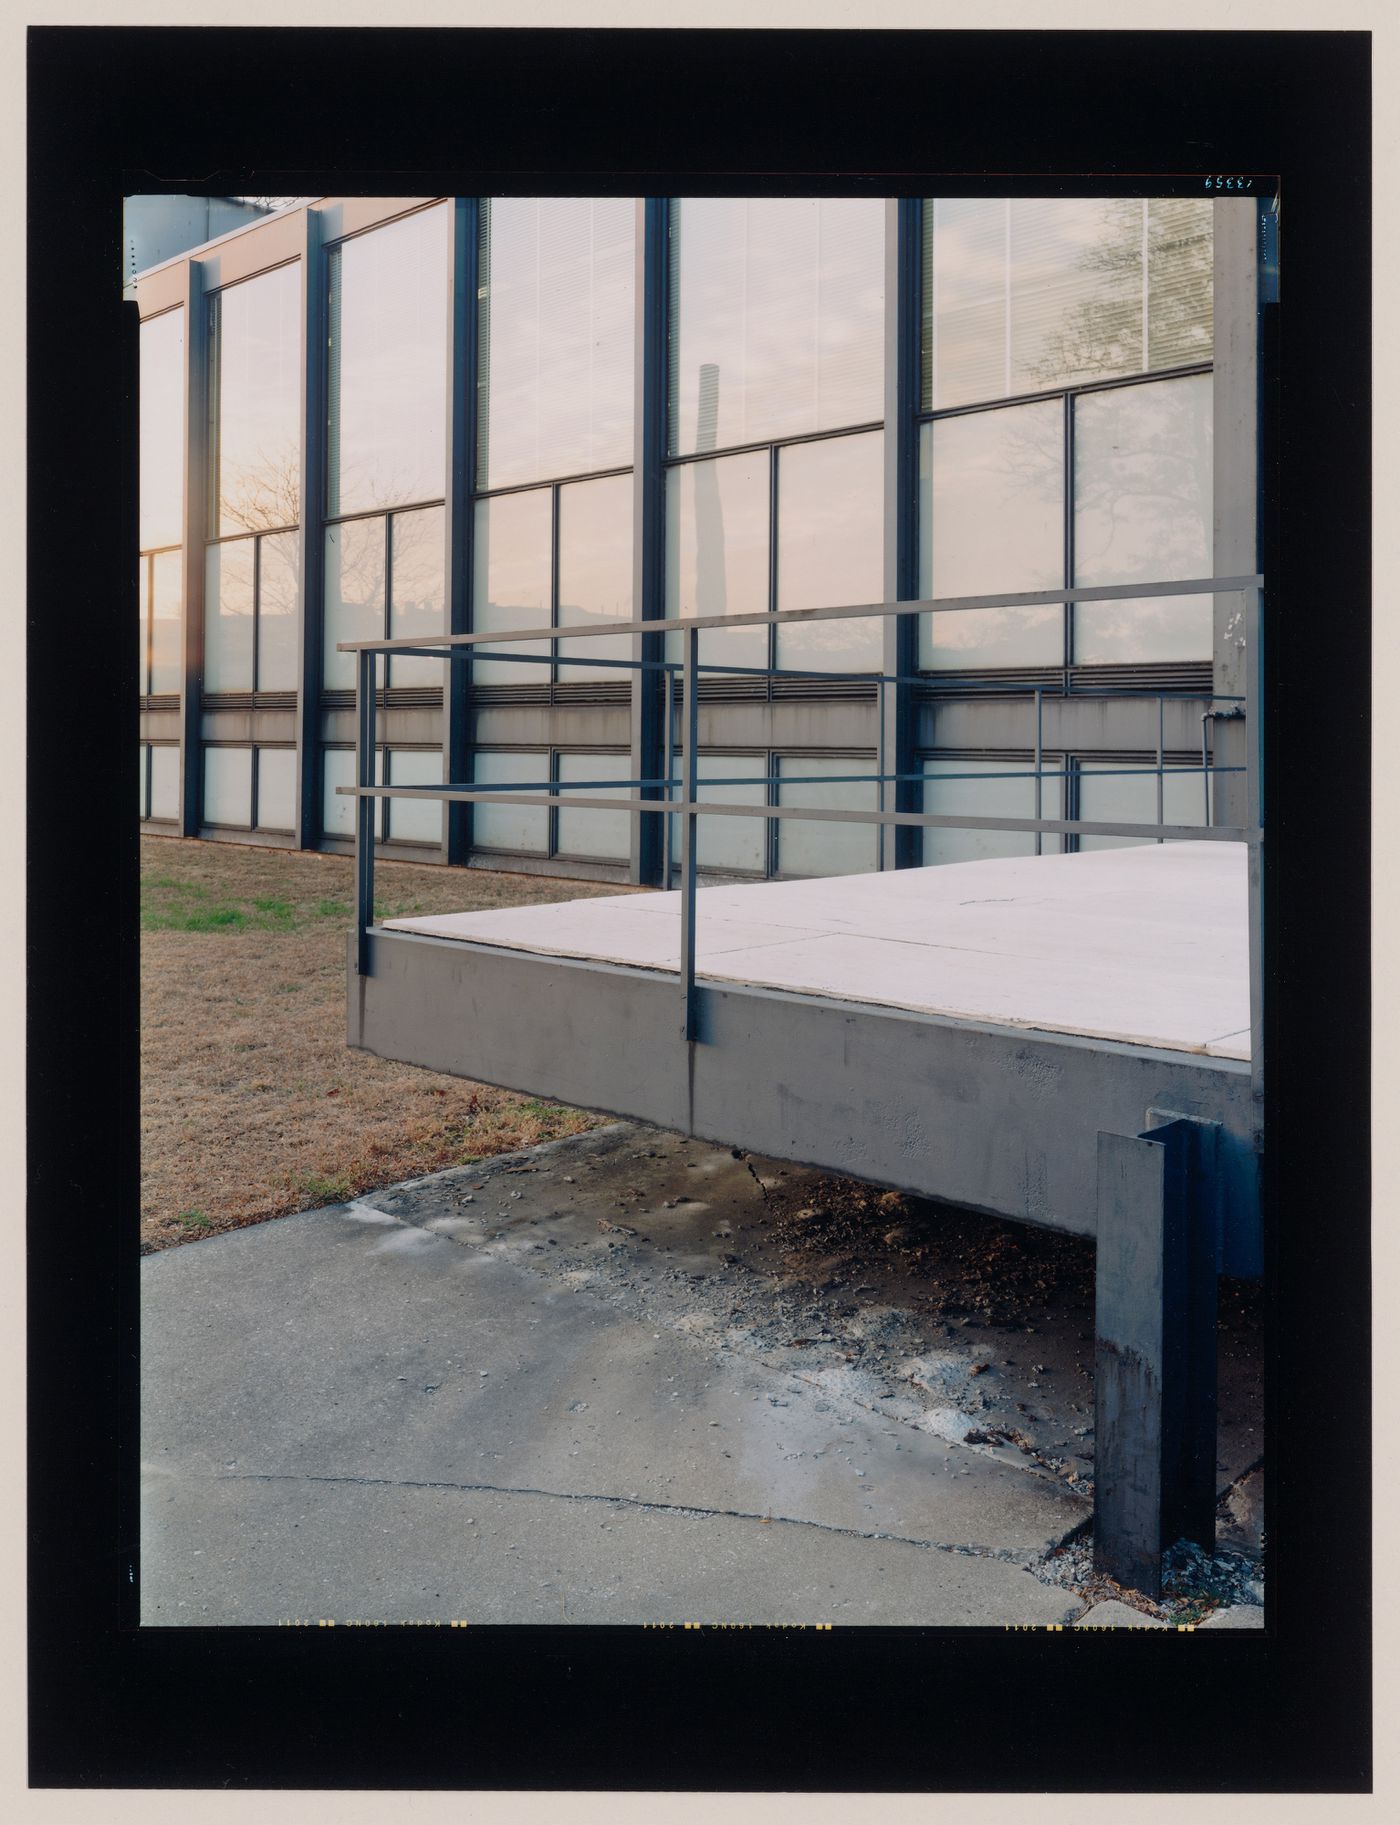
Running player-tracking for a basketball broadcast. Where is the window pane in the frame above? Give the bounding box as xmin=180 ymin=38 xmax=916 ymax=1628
xmin=668 ymin=756 xmax=768 ymax=876
xmin=918 ymin=405 xmax=1064 ymax=671
xmin=386 ymin=748 xmax=443 ymax=845
xmin=472 ymin=751 xmax=549 ymax=853
xmin=204 ymin=538 xmax=256 ymax=692
xmin=140 ymin=308 xmax=185 ymax=551
xmin=256 ymin=747 xmax=297 ymax=831
xmin=326 ymin=206 xmax=449 ymax=516
xmin=203 ymin=747 xmax=253 ymax=828
xmin=556 ymin=752 xmax=631 ymax=860
xmin=139 ymin=746 xmax=148 ymax=817
xmin=209 ymin=264 xmax=301 ymax=535
xmin=775 ymin=432 xmax=884 ymax=674
xmin=322 ymin=747 xmax=383 ymax=839
xmin=777 ymin=757 xmax=878 ymax=878
xmin=257 ymin=530 xmax=301 ymax=692
xmin=138 ymin=560 xmax=150 ymax=693
xmin=150 ymin=745 xmax=181 ymax=820
xmin=922 ymin=758 xmax=1064 ymax=865
xmin=477 ymin=197 xmax=635 ymax=489
xmin=472 ymin=488 xmax=551 ymax=687
xmin=924 ymin=198 xmax=1214 ymax=411
xmin=323 ymin=517 xmax=386 ymax=690
xmin=388 ymin=506 xmax=446 ymax=689
xmin=669 ymin=198 xmax=884 ymax=455
xmin=1073 ymin=375 xmax=1213 ymax=663
xmin=150 ymin=550 xmax=184 ymax=695
xmin=1077 ymin=762 xmax=1203 ymax=852
xmin=556 ymin=473 xmax=633 ymax=679
xmin=665 ymin=450 xmax=769 ymax=673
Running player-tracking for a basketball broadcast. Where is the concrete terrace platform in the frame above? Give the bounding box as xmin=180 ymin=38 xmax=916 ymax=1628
xmin=142 ymin=1129 xmax=1106 ymax=1628
xmin=385 ymin=842 xmax=1251 ymax=1061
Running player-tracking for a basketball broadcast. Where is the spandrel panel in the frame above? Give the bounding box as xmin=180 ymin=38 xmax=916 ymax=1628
xmin=255 ymin=747 xmax=297 ymax=832
xmin=322 ymin=746 xmax=383 ymax=839
xmin=472 ymin=489 xmax=552 ymax=688
xmin=775 ymin=432 xmax=884 ymax=675
xmin=917 ymin=405 xmax=1064 ymax=671
xmin=204 ymin=538 xmax=256 ymax=693
xmin=150 ymin=745 xmax=181 ymax=821
xmin=555 ymin=473 xmax=634 ymax=679
xmin=388 ymin=506 xmax=446 ymax=689
xmin=556 ymin=751 xmax=631 ymax=860
xmin=210 ymin=263 xmax=302 ymax=535
xmin=668 ymin=757 xmax=768 ymax=876
xmin=323 ymin=517 xmax=386 ymax=691
xmin=140 ymin=308 xmax=185 ymax=552
xmin=149 ymin=550 xmax=185 ymax=695
xmin=257 ymin=530 xmax=301 ymax=693
xmin=921 ymin=758 xmax=1064 ymax=866
xmin=477 ymin=197 xmax=635 ymax=489
xmin=1072 ymin=374 xmax=1213 ymax=663
xmin=386 ymin=748 xmax=444 ymax=845
xmin=664 ymin=450 xmax=769 ymax=674
xmin=1076 ymin=762 xmax=1203 ymax=852
xmin=669 ymin=197 xmax=883 ymax=455
xmin=327 ymin=205 xmax=449 ymax=517
xmin=203 ymin=747 xmax=253 ymax=828
xmin=777 ymin=757 xmax=879 ymax=878
xmin=472 ymin=752 xmax=550 ymax=854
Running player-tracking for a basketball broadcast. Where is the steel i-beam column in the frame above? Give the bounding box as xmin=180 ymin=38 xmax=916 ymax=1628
xmin=1093 ymin=1115 xmax=1220 ymax=1596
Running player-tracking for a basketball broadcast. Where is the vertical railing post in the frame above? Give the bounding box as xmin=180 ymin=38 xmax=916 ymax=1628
xmin=1246 ymin=582 xmax=1265 ymax=1152
xmin=445 ymin=196 xmax=478 ymax=866
xmin=1033 ymin=687 xmax=1044 ymax=857
xmin=630 ymin=196 xmax=668 ymax=886
xmin=1156 ymin=693 xmax=1166 ymax=842
xmin=355 ymin=647 xmax=376 ymax=977
xmin=881 ymin=196 xmax=921 ymax=872
xmin=679 ymin=628 xmax=700 ymax=1040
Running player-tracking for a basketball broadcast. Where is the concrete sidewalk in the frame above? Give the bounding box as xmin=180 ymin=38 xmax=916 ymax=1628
xmin=141 ymin=1125 xmax=1251 ymax=1626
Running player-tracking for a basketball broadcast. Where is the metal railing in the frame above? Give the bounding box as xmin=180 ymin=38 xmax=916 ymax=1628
xmin=338 ymin=574 xmax=1264 ymax=1082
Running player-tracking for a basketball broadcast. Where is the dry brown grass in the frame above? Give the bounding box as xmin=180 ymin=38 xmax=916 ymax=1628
xmin=141 ymin=836 xmax=635 ymax=1250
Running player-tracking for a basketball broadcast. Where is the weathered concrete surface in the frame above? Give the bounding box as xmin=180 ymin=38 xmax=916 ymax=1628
xmin=1073 ymin=1601 xmax=1169 ymax=1628
xmin=143 ymin=1129 xmax=1099 ymax=1626
xmin=1198 ymin=1603 xmax=1265 ymax=1629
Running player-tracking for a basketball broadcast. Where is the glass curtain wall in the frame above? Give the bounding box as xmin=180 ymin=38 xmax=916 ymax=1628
xmin=471 ymin=197 xmax=635 ymax=864
xmin=322 ymin=204 xmax=451 ymax=846
xmin=139 ymin=307 xmax=185 ymax=823
xmin=664 ymin=197 xmax=885 ymax=878
xmin=918 ymin=196 xmax=1215 ymax=858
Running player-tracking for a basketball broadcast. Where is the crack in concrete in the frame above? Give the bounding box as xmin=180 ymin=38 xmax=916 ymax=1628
xmin=211 ymin=1468 xmax=1044 ymax=1565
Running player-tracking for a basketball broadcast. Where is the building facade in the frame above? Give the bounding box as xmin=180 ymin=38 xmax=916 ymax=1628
xmin=136 ymin=192 xmax=1256 ymax=886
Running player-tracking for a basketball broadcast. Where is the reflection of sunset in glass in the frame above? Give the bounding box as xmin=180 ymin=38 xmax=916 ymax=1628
xmin=139 ymin=307 xmax=185 ymax=552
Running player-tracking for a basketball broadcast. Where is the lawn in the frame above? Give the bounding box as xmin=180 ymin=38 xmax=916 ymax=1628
xmin=140 ymin=836 xmax=635 ymax=1250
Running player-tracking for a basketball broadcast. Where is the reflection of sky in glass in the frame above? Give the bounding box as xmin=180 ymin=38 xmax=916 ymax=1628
xmin=919 ymin=404 xmax=1064 ymax=670
xmin=472 ymin=488 xmax=551 ymax=686
xmin=327 ymin=205 xmax=448 ymax=516
xmin=204 ymin=747 xmax=253 ymax=828
xmin=556 ymin=751 xmax=632 ymax=860
xmin=472 ymin=751 xmax=550 ymax=853
xmin=1077 ymin=763 xmax=1202 ymax=850
xmin=669 ymin=198 xmax=884 ymax=455
xmin=258 ymin=530 xmax=301 ymax=691
xmin=1073 ymin=374 xmax=1212 ymax=662
xmin=922 ymin=758 xmax=1064 ymax=865
xmin=213 ymin=263 xmax=301 ymax=534
xmin=925 ymin=197 xmax=1213 ymax=410
xmin=140 ymin=308 xmax=185 ymax=551
xmin=665 ymin=450 xmax=769 ymax=673
xmin=388 ymin=506 xmax=446 ymax=688
xmin=150 ymin=550 xmax=184 ymax=694
xmin=556 ymin=473 xmax=633 ymax=678
xmin=323 ymin=517 xmax=386 ymax=690
xmin=776 ymin=432 xmax=884 ymax=674
xmin=478 ymin=197 xmax=635 ymax=489
xmin=205 ymin=537 xmax=256 ymax=692
xmin=138 ymin=561 xmax=150 ymax=690
xmin=778 ymin=757 xmax=878 ymax=878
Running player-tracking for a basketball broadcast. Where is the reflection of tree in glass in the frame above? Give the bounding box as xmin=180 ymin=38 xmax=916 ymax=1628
xmin=218 ymin=442 xmax=301 ymax=538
